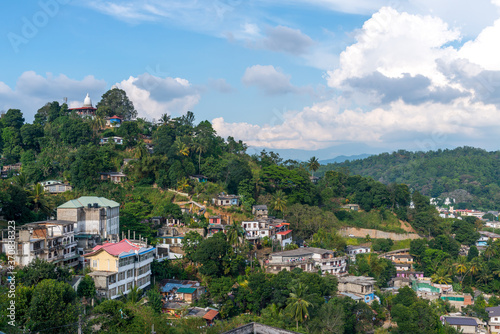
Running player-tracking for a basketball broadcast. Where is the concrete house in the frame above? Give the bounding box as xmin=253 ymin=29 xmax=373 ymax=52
xmin=486 ymin=306 xmax=500 ymax=334
xmin=1 ymin=220 xmax=78 ymax=267
xmin=338 ymin=276 xmax=376 ymax=303
xmin=40 ymin=180 xmax=73 ymax=193
xmin=84 ymin=239 xmax=155 ymax=299
xmin=252 ymin=205 xmax=268 ymax=218
xmin=212 ymin=194 xmax=240 ymax=206
xmin=266 ymin=247 xmax=347 ymax=276
xmin=57 ymin=196 xmax=120 ymax=241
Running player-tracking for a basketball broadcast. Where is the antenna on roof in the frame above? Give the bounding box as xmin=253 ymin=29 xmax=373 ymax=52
xmin=63 ymin=97 xmax=67 ymax=104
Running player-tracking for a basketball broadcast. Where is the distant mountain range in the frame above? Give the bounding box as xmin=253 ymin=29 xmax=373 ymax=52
xmin=319 ymin=154 xmax=372 ymax=164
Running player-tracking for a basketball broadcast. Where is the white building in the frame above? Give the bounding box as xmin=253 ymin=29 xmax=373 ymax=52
xmin=1 ymin=220 xmax=78 ymax=267
xmin=84 ymin=239 xmax=155 ymax=299
xmin=57 ymin=196 xmax=120 ymax=240
xmin=486 ymin=306 xmax=500 ymax=334
xmin=40 ymin=180 xmax=73 ymax=193
xmin=346 ymin=245 xmax=371 ymax=256
xmin=266 ymin=247 xmax=347 ymax=276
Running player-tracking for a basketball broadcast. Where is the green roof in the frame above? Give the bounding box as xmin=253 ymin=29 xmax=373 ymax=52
xmin=177 ymin=287 xmax=197 ymax=294
xmin=58 ymin=196 xmax=120 ymax=209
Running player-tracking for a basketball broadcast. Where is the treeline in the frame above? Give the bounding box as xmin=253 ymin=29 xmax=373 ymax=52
xmin=318 ymin=147 xmax=500 ymax=210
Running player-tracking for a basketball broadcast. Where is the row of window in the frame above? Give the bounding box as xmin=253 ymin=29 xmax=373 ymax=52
xmin=137 ymin=264 xmax=151 ymax=276
xmin=137 ymin=276 xmax=151 ymax=287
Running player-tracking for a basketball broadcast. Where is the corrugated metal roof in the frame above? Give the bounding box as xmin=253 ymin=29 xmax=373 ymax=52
xmin=444 ymin=317 xmax=478 ymax=326
xmin=177 ymin=287 xmax=197 ymax=294
xmin=58 ymin=196 xmax=120 ymax=209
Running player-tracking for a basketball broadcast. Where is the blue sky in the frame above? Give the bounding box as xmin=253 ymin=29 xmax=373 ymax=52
xmin=1 ymin=0 xmax=500 ymax=159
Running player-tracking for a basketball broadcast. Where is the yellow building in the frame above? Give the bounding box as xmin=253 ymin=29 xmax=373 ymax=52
xmin=84 ymin=239 xmax=155 ymax=299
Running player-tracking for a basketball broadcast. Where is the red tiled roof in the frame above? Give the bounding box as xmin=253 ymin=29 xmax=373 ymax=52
xmin=68 ymin=107 xmax=97 ymax=110
xmin=277 ymin=230 xmax=292 ymax=235
xmin=86 ymin=239 xmax=140 ymax=257
xmin=203 ymin=310 xmax=219 ymax=321
xmin=110 ymin=115 xmax=122 ymax=119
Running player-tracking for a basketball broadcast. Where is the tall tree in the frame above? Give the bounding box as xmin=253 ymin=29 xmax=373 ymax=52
xmin=96 ymin=88 xmax=137 ymax=120
xmin=285 ymin=282 xmax=313 ymax=331
xmin=272 ymin=190 xmax=288 ymax=218
xmin=307 ymin=156 xmax=320 ymax=177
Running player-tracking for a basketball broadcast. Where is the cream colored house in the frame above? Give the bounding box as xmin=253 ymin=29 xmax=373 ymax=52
xmin=84 ymin=239 xmax=155 ymax=299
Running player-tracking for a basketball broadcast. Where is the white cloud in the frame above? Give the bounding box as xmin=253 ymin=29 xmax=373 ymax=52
xmin=327 ymin=7 xmax=460 ymax=88
xmin=459 ymin=19 xmax=500 ymax=71
xmin=242 ymin=65 xmax=297 ymax=95
xmin=213 ymin=97 xmax=500 ymax=150
xmin=214 ymin=6 xmax=500 ymax=151
xmin=116 ymin=74 xmax=201 ymax=120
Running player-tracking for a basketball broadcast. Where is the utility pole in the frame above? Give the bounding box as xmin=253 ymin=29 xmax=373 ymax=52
xmin=78 ymin=314 xmax=82 ymax=334
xmin=151 ymin=324 xmax=156 ymax=334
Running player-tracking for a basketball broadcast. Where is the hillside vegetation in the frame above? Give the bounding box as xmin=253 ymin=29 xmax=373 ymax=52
xmin=318 ymin=147 xmax=500 ymax=210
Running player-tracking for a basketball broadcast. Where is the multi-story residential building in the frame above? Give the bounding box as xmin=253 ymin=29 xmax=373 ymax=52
xmin=242 ymin=221 xmax=271 ymax=243
xmin=0 ymin=220 xmax=78 ymax=267
xmin=486 ymin=306 xmax=500 ymax=334
xmin=338 ymin=276 xmax=377 ymax=303
xmin=57 ymin=196 xmax=120 ymax=241
xmin=252 ymin=205 xmax=268 ymax=218
xmin=84 ymin=239 xmax=155 ymax=299
xmin=265 ymin=247 xmax=347 ymax=276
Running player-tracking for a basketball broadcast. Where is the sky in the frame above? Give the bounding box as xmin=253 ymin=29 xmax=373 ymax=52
xmin=1 ymin=0 xmax=500 ymax=160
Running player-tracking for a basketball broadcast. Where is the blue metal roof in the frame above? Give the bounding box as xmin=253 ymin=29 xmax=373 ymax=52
xmin=444 ymin=317 xmax=478 ymax=326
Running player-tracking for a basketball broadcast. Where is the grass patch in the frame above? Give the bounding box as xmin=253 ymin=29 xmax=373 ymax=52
xmin=390 ymin=239 xmax=412 ymax=251
xmin=343 ymin=210 xmax=407 ymax=234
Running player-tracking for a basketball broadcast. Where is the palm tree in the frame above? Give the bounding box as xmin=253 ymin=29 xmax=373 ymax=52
xmin=192 ymin=138 xmax=208 ymax=173
xmin=159 ymin=113 xmax=170 ymax=126
xmin=285 ymin=282 xmax=313 ymax=331
xmin=91 ymin=115 xmax=105 ymax=136
xmin=455 ymin=256 xmax=468 ymax=276
xmin=484 ymin=244 xmax=496 ymax=261
xmin=122 ymin=285 xmax=142 ymax=304
xmin=13 ymin=172 xmax=29 ymax=191
xmin=29 ymin=183 xmax=50 ymax=214
xmin=307 ymin=156 xmax=320 ymax=177
xmin=272 ymin=190 xmax=288 ymax=218
xmin=177 ymin=177 xmax=190 ymax=192
xmin=431 ymin=267 xmax=452 ymax=284
xmin=227 ymin=222 xmax=240 ymax=249
xmin=175 ymin=137 xmax=190 ymax=157
xmin=478 ymin=264 xmax=492 ymax=286
xmin=134 ymin=141 xmax=148 ymax=159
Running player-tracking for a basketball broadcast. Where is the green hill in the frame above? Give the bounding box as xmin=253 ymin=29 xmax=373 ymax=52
xmin=318 ymin=147 xmax=500 ymax=210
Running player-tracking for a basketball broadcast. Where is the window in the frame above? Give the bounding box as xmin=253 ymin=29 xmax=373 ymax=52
xmin=93 ymin=260 xmax=97 ymax=268
xmin=127 ymin=269 xmax=133 ymax=278
xmin=109 ymin=275 xmax=116 ymax=284
xmin=119 ymin=272 xmax=125 ymax=281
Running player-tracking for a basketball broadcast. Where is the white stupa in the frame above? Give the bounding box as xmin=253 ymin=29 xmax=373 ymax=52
xmin=83 ymin=93 xmax=93 ymax=107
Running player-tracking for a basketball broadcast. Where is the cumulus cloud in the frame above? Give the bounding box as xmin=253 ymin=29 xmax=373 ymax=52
xmin=242 ymin=65 xmax=297 ymax=95
xmin=116 ymin=74 xmax=201 ymax=120
xmin=214 ymin=6 xmax=500 ymax=151
xmin=213 ymin=97 xmax=500 ymax=150
xmin=259 ymin=25 xmax=314 ymax=55
xmin=0 ymin=71 xmax=106 ymax=120
xmin=327 ymin=7 xmax=460 ymax=88
xmin=459 ymin=18 xmax=500 ymax=71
